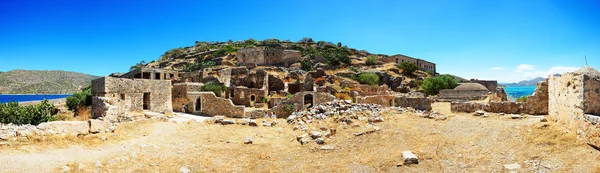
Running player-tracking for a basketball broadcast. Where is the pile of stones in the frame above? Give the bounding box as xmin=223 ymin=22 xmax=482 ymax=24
xmin=213 ymin=116 xmax=278 ymax=127
xmin=0 ymin=120 xmax=116 ymax=143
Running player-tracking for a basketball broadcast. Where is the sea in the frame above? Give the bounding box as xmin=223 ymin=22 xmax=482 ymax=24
xmin=504 ymin=86 xmax=536 ymax=101
xmin=0 ymin=94 xmax=71 ymax=103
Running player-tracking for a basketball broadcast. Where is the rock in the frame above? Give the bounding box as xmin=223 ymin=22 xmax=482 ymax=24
xmin=310 ymin=131 xmax=322 ymax=139
xmin=89 ymin=119 xmax=111 ymax=133
xmin=511 ymin=114 xmax=522 ymax=119
xmin=286 ymin=115 xmax=296 ymax=124
xmin=37 ymin=121 xmax=90 ymax=135
xmin=248 ymin=119 xmax=257 ymax=126
xmin=214 ymin=116 xmax=225 ymax=124
xmin=499 ymin=113 xmax=505 ymax=116
xmin=221 ymin=119 xmax=236 ymax=125
xmin=323 ymin=131 xmax=332 ymax=138
xmin=108 ymin=125 xmax=117 ymax=132
xmin=244 ymin=137 xmax=253 ymax=144
xmin=320 ymin=144 xmax=335 ymax=150
xmin=402 ymin=151 xmax=419 ymax=165
xmin=540 ymin=117 xmax=548 ymax=122
xmin=299 ymin=138 xmax=311 ymax=145
xmin=180 ymin=166 xmax=191 ymax=173
xmin=61 ymin=166 xmax=70 ymax=172
xmin=330 ymin=128 xmax=337 ymax=135
xmin=354 ymin=125 xmax=381 ymax=136
xmin=504 ymin=163 xmax=521 ymax=170
xmin=436 ymin=115 xmax=448 ymax=121
xmin=316 ymin=138 xmax=325 ymax=145
xmin=95 ymin=161 xmax=102 ymax=167
xmin=263 ymin=123 xmax=272 ymax=127
xmin=296 ymin=134 xmax=308 ymax=142
xmin=474 ymin=111 xmax=485 ymax=116
xmin=0 ymin=134 xmax=9 ymax=140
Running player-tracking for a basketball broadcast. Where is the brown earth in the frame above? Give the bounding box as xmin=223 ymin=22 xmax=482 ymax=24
xmin=0 ymin=102 xmax=599 ymax=173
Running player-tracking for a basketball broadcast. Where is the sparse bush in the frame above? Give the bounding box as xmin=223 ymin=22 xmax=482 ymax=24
xmin=348 ymin=66 xmax=361 ymax=73
xmin=398 ymin=62 xmax=418 ymax=75
xmin=201 ymin=82 xmax=228 ymax=97
xmin=516 ymin=96 xmax=527 ymax=102
xmin=0 ymin=99 xmax=56 ymax=125
xmin=286 ymin=93 xmax=293 ymax=99
xmin=334 ymin=93 xmax=352 ymax=100
xmin=421 ymin=75 xmax=458 ymax=95
xmin=183 ymin=57 xmax=216 ymax=72
xmin=130 ymin=60 xmax=146 ymax=71
xmin=301 ymin=60 xmax=314 ymax=71
xmin=355 ymin=73 xmax=380 ymax=86
xmin=223 ymin=45 xmax=237 ymax=53
xmin=212 ymin=49 xmax=227 ymax=57
xmin=260 ymin=96 xmax=270 ymax=103
xmin=283 ymin=104 xmax=296 ymax=114
xmin=66 ymin=86 xmax=92 ymax=112
xmin=159 ymin=48 xmax=186 ymax=61
xmin=366 ymin=55 xmax=378 ymax=66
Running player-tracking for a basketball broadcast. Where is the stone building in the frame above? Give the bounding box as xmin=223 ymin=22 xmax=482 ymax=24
xmin=381 ymin=54 xmax=436 ymax=74
xmin=91 ymin=77 xmax=173 ymax=122
xmin=237 ymin=47 xmax=302 ymax=67
xmin=121 ymin=67 xmax=180 ymax=80
xmin=172 ymin=82 xmax=244 ymax=118
xmin=438 ymin=83 xmax=490 ymax=101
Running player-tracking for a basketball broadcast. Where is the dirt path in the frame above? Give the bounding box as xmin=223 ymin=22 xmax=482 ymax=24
xmin=0 ymin=121 xmax=178 ymax=173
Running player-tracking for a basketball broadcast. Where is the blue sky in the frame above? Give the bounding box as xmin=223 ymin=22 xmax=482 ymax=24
xmin=1 ymin=0 xmax=598 ymax=83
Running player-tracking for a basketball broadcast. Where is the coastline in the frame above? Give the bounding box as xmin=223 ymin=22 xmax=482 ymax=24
xmin=0 ymin=94 xmax=72 ymax=95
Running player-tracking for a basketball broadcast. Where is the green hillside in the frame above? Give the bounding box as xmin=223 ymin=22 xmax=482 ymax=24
xmin=0 ymin=70 xmax=99 ymax=94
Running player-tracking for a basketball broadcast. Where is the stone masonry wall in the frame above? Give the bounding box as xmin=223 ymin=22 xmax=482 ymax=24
xmin=271 ymin=92 xmax=336 ymax=117
xmin=438 ymin=89 xmax=489 ymax=101
xmin=188 ymin=92 xmax=245 ymax=118
xmin=525 ymin=80 xmax=549 ymax=115
xmin=92 ymin=77 xmax=173 ymax=122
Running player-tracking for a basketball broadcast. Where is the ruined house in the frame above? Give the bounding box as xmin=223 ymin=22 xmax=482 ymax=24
xmin=381 ymin=54 xmax=436 ymax=74
xmin=121 ymin=67 xmax=180 ymax=80
xmin=237 ymin=47 xmax=302 ymax=67
xmin=91 ymin=77 xmax=173 ymax=122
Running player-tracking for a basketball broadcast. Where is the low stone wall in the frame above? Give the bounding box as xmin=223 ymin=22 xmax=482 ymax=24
xmin=0 ymin=119 xmax=114 ymax=142
xmin=451 ymin=101 xmax=528 ymax=114
xmin=188 ymin=92 xmax=245 ymax=118
xmin=271 ymin=92 xmax=336 ymax=117
xmin=356 ymin=95 xmax=432 ymax=111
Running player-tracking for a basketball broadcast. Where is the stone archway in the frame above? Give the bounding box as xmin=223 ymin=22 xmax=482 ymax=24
xmin=304 ymin=94 xmax=314 ymax=109
xmin=250 ymin=95 xmax=256 ymax=107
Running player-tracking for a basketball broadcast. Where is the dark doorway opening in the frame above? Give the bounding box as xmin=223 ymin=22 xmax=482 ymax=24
xmin=304 ymin=94 xmax=313 ymax=109
xmin=195 ymin=97 xmax=202 ymax=112
xmin=155 ymin=73 xmax=161 ymax=80
xmin=143 ymin=93 xmax=151 ymax=110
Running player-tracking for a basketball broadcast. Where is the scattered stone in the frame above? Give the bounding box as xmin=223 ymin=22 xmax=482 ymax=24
xmin=310 ymin=131 xmax=322 ymax=139
xmin=323 ymin=131 xmax=332 ymax=138
xmin=537 ymin=123 xmax=550 ymax=128
xmin=179 ymin=166 xmax=191 ymax=173
xmin=0 ymin=134 xmax=9 ymax=140
xmin=474 ymin=111 xmax=485 ymax=116
xmin=248 ymin=119 xmax=257 ymax=126
xmin=316 ymin=138 xmax=325 ymax=145
xmin=511 ymin=114 xmax=523 ymax=119
xmin=244 ymin=137 xmax=253 ymax=144
xmin=263 ymin=123 xmax=272 ymax=127
xmin=0 ymin=142 xmax=9 ymax=146
xmin=61 ymin=166 xmax=70 ymax=172
xmin=320 ymin=126 xmax=328 ymax=131
xmin=221 ymin=119 xmax=236 ymax=125
xmin=330 ymin=128 xmax=337 ymax=135
xmin=214 ymin=116 xmax=225 ymax=124
xmin=540 ymin=117 xmax=548 ymax=122
xmin=354 ymin=125 xmax=381 ymax=136
xmin=320 ymin=144 xmax=335 ymax=150
xmin=499 ymin=113 xmax=505 ymax=116
xmin=504 ymin=163 xmax=521 ymax=170
xmin=95 ymin=161 xmax=102 ymax=167
xmin=299 ymin=138 xmax=311 ymax=145
xmin=436 ymin=115 xmax=448 ymax=121
xmin=89 ymin=119 xmax=111 ymax=133
xmin=402 ymin=151 xmax=419 ymax=165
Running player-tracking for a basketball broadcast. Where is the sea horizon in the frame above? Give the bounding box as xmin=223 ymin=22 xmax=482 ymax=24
xmin=0 ymin=94 xmax=71 ymax=103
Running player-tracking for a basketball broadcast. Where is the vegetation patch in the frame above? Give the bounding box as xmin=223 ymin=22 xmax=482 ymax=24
xmin=201 ymin=82 xmax=228 ymax=97
xmin=421 ymin=75 xmax=458 ymax=95
xmin=355 ymin=72 xmax=380 ymax=86
xmin=0 ymin=99 xmax=56 ymax=125
xmin=397 ymin=62 xmax=418 ymax=75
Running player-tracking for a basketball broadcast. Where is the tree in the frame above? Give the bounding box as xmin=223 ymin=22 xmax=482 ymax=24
xmin=299 ymin=37 xmax=314 ymax=44
xmin=130 ymin=60 xmax=146 ymax=71
xmin=223 ymin=45 xmax=237 ymax=53
xmin=421 ymin=75 xmax=458 ymax=95
xmin=397 ymin=62 xmax=418 ymax=75
xmin=355 ymin=73 xmax=380 ymax=86
xmin=262 ymin=38 xmax=280 ymax=45
xmin=516 ymin=96 xmax=527 ymax=102
xmin=66 ymin=86 xmax=92 ymax=112
xmin=337 ymin=42 xmax=342 ymax=47
xmin=201 ymin=82 xmax=228 ymax=97
xmin=366 ymin=55 xmax=378 ymax=66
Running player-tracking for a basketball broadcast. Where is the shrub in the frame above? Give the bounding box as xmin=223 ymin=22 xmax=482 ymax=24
xmin=0 ymin=99 xmax=56 ymax=125
xmin=366 ymin=55 xmax=378 ymax=66
xmin=183 ymin=57 xmax=216 ymax=72
xmin=212 ymin=49 xmax=227 ymax=57
xmin=421 ymin=75 xmax=458 ymax=95
xmin=348 ymin=66 xmax=361 ymax=73
xmin=301 ymin=59 xmax=314 ymax=71
xmin=286 ymin=93 xmax=293 ymax=99
xmin=66 ymin=86 xmax=92 ymax=112
xmin=397 ymin=62 xmax=418 ymax=75
xmin=355 ymin=73 xmax=380 ymax=86
xmin=334 ymin=93 xmax=352 ymax=100
xmin=260 ymin=96 xmax=270 ymax=103
xmin=223 ymin=45 xmax=237 ymax=53
xmin=283 ymin=104 xmax=296 ymax=114
xmin=130 ymin=60 xmax=146 ymax=71
xmin=201 ymin=82 xmax=228 ymax=97
xmin=516 ymin=96 xmax=527 ymax=102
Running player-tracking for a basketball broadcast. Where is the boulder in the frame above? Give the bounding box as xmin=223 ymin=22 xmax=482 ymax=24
xmin=37 ymin=121 xmax=90 ymax=135
xmin=504 ymin=163 xmax=521 ymax=170
xmin=214 ymin=116 xmax=225 ymax=124
xmin=402 ymin=151 xmax=419 ymax=165
xmin=244 ymin=137 xmax=253 ymax=144
xmin=473 ymin=111 xmax=485 ymax=116
xmin=89 ymin=119 xmax=111 ymax=133
xmin=316 ymin=138 xmax=325 ymax=145
xmin=310 ymin=131 xmax=322 ymax=139
xmin=320 ymin=144 xmax=335 ymax=150
xmin=354 ymin=125 xmax=381 ymax=136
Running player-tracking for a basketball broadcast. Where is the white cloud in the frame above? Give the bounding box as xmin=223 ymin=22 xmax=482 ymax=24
xmin=514 ymin=64 xmax=535 ymax=72
xmin=490 ymin=67 xmax=504 ymax=70
xmin=522 ymin=66 xmax=579 ymax=79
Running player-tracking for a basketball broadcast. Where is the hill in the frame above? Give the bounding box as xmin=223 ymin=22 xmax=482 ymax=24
xmin=503 ymin=77 xmax=546 ymax=87
xmin=0 ymin=70 xmax=99 ymax=94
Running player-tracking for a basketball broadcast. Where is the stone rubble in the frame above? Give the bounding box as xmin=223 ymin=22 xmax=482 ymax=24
xmin=402 ymin=151 xmax=419 ymax=165
xmin=0 ymin=120 xmax=117 ymax=142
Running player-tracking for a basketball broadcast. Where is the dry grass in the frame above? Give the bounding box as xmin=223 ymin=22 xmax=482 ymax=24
xmin=334 ymin=93 xmax=352 ymax=100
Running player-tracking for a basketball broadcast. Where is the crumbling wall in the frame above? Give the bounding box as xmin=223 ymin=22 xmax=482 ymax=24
xmin=491 ymin=87 xmax=507 ymax=102
xmin=471 ymin=80 xmax=497 ymax=93
xmin=357 ymin=95 xmax=395 ymax=107
xmin=353 ymin=84 xmax=389 ymax=96
xmin=232 ymin=87 xmax=268 ymax=106
xmin=271 ymin=92 xmax=336 ymax=117
xmin=525 ymin=80 xmax=548 ymax=115
xmin=188 ymin=92 xmax=245 ymax=118
xmin=92 ymin=77 xmax=173 ymax=122
xmin=395 ymin=96 xmax=432 ymax=111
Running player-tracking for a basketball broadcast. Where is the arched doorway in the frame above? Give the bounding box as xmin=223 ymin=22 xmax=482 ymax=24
xmin=304 ymin=94 xmax=313 ymax=109
xmin=250 ymin=95 xmax=256 ymax=107
xmin=195 ymin=97 xmax=202 ymax=112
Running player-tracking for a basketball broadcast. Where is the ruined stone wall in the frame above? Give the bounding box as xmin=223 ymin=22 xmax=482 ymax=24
xmin=232 ymin=87 xmax=268 ymax=106
xmin=354 ymin=84 xmax=389 ymax=96
xmin=548 ymin=70 xmax=600 ymax=148
xmin=268 ymin=75 xmax=285 ymax=91
xmin=237 ymin=47 xmax=265 ymax=66
xmin=525 ymin=81 xmax=548 ymax=115
xmin=438 ymin=89 xmax=489 ymax=101
xmin=91 ymin=77 xmax=173 ymax=122
xmin=357 ymin=95 xmax=395 ymax=107
xmin=271 ymin=92 xmax=336 ymax=117
xmin=187 ymin=92 xmax=244 ymax=118
xmin=395 ymin=97 xmax=432 ymax=111
xmin=248 ymin=69 xmax=268 ymax=89
xmin=228 ymin=67 xmax=249 ymax=87
xmin=491 ymin=87 xmax=507 ymax=102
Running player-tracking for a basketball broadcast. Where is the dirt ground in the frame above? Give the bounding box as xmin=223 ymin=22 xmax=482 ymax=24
xmin=1 ymin=102 xmax=599 ymax=173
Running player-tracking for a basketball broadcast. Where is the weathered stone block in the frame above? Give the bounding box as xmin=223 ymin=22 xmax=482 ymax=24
xmin=89 ymin=119 xmax=111 ymax=133
xmin=37 ymin=121 xmax=90 ymax=135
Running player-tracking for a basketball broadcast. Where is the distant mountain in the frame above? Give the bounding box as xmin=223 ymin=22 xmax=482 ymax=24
xmin=0 ymin=70 xmax=99 ymax=94
xmin=503 ymin=77 xmax=546 ymax=87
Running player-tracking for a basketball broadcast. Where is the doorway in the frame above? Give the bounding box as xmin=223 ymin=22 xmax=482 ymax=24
xmin=304 ymin=94 xmax=314 ymax=109
xmin=143 ymin=93 xmax=151 ymax=110
xmin=195 ymin=97 xmax=202 ymax=112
